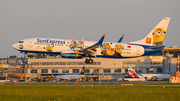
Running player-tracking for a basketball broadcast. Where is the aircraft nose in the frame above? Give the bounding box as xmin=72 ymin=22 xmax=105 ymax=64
xmin=12 ymin=43 xmax=18 ymax=49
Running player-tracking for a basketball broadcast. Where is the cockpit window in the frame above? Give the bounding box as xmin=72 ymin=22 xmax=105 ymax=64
xmin=18 ymin=41 xmax=24 ymax=43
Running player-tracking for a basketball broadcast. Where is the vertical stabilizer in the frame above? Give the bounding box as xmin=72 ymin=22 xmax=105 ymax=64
xmin=128 ymin=17 xmax=171 ymax=46
xmin=127 ymin=65 xmax=140 ymax=78
xmin=79 ymin=66 xmax=85 ymax=75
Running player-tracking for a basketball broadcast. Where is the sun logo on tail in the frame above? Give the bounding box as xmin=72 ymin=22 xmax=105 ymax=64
xmin=81 ymin=69 xmax=84 ymax=73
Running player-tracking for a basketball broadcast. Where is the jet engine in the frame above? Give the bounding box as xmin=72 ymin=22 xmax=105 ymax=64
xmin=60 ymin=50 xmax=83 ymax=59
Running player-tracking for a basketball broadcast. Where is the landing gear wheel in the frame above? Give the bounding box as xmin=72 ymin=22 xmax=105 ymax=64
xmin=85 ymin=59 xmax=89 ymax=64
xmin=89 ymin=59 xmax=93 ymax=63
xmin=85 ymin=59 xmax=94 ymax=64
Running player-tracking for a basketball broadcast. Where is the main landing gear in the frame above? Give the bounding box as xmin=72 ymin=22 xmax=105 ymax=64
xmin=85 ymin=57 xmax=93 ymax=64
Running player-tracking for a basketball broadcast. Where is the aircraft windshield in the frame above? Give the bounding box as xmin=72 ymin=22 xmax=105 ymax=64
xmin=18 ymin=41 xmax=24 ymax=43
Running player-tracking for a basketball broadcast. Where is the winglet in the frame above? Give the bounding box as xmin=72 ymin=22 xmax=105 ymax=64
xmin=117 ymin=34 xmax=125 ymax=43
xmin=98 ymin=33 xmax=106 ymax=47
xmin=103 ymin=33 xmax=106 ymax=37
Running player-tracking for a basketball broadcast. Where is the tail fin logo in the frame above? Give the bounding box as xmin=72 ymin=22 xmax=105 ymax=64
xmin=129 ymin=70 xmax=136 ymax=75
xmin=146 ymin=38 xmax=151 ymax=44
xmin=80 ymin=66 xmax=85 ymax=75
xmin=153 ymin=28 xmax=165 ymax=36
xmin=152 ymin=27 xmax=166 ymax=46
xmin=81 ymin=69 xmax=84 ymax=73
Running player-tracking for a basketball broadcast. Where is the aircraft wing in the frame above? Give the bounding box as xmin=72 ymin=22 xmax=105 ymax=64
xmin=61 ymin=33 xmax=106 ymax=57
xmin=77 ymin=33 xmax=106 ymax=57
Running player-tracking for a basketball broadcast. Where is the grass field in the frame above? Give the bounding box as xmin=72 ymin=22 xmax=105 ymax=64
xmin=0 ymin=83 xmax=180 ymax=101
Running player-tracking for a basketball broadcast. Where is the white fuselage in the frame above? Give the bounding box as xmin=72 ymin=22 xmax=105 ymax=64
xmin=141 ymin=74 xmax=170 ymax=80
xmin=124 ymin=78 xmax=146 ymax=82
xmin=55 ymin=74 xmax=85 ymax=80
xmin=12 ymin=38 xmax=146 ymax=58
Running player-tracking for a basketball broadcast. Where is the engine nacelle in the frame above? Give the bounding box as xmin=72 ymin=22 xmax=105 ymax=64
xmin=60 ymin=50 xmax=83 ymax=59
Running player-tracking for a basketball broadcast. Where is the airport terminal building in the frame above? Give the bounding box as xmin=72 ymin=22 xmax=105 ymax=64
xmin=0 ymin=46 xmax=179 ymax=82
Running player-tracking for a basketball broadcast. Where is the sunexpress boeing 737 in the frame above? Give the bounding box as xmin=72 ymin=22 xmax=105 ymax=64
xmin=12 ymin=17 xmax=170 ymax=64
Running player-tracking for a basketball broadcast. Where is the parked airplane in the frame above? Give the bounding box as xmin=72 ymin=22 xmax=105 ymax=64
xmin=12 ymin=17 xmax=170 ymax=64
xmin=55 ymin=66 xmax=85 ymax=81
xmin=127 ymin=65 xmax=170 ymax=81
xmin=124 ymin=78 xmax=146 ymax=82
xmin=117 ymin=77 xmax=146 ymax=82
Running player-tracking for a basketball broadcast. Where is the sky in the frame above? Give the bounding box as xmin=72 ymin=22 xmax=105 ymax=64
xmin=0 ymin=0 xmax=180 ymax=58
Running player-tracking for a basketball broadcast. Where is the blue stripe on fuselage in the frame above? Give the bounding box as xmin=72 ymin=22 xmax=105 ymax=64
xmin=19 ymin=50 xmax=61 ymax=54
xmin=142 ymin=49 xmax=162 ymax=56
xmin=127 ymin=43 xmax=153 ymax=49
xmin=127 ymin=43 xmax=163 ymax=56
xmin=18 ymin=45 xmax=163 ymax=58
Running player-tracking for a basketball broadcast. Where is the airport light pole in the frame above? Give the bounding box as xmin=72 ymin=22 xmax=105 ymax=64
xmin=178 ymin=53 xmax=179 ymax=74
xmin=99 ymin=67 xmax=101 ymax=85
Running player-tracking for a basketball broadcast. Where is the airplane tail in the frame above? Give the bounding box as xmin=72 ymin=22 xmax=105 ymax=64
xmin=79 ymin=66 xmax=85 ymax=75
xmin=128 ymin=17 xmax=171 ymax=47
xmin=127 ymin=65 xmax=140 ymax=78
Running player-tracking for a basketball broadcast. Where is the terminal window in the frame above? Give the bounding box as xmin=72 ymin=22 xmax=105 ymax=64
xmin=125 ymin=69 xmax=128 ymax=73
xmin=31 ymin=69 xmax=37 ymax=73
xmin=104 ymin=69 xmax=111 ymax=73
xmin=135 ymin=68 xmax=142 ymax=73
xmin=157 ymin=68 xmax=162 ymax=73
xmin=41 ymin=69 xmax=48 ymax=73
xmin=52 ymin=69 xmax=58 ymax=73
xmin=73 ymin=69 xmax=79 ymax=73
xmin=62 ymin=69 xmax=69 ymax=73
xmin=93 ymin=69 xmax=99 ymax=74
xmin=114 ymin=69 xmax=121 ymax=73
xmin=84 ymin=69 xmax=90 ymax=73
xmin=146 ymin=68 xmax=153 ymax=73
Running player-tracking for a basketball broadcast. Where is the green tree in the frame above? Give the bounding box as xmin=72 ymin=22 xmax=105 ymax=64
xmin=9 ymin=55 xmax=17 ymax=58
xmin=28 ymin=54 xmax=35 ymax=58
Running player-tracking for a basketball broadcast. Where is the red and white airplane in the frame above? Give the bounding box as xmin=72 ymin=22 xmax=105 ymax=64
xmin=127 ymin=65 xmax=170 ymax=81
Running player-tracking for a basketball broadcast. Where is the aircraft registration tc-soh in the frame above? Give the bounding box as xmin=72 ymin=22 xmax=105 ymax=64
xmin=12 ymin=17 xmax=170 ymax=64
